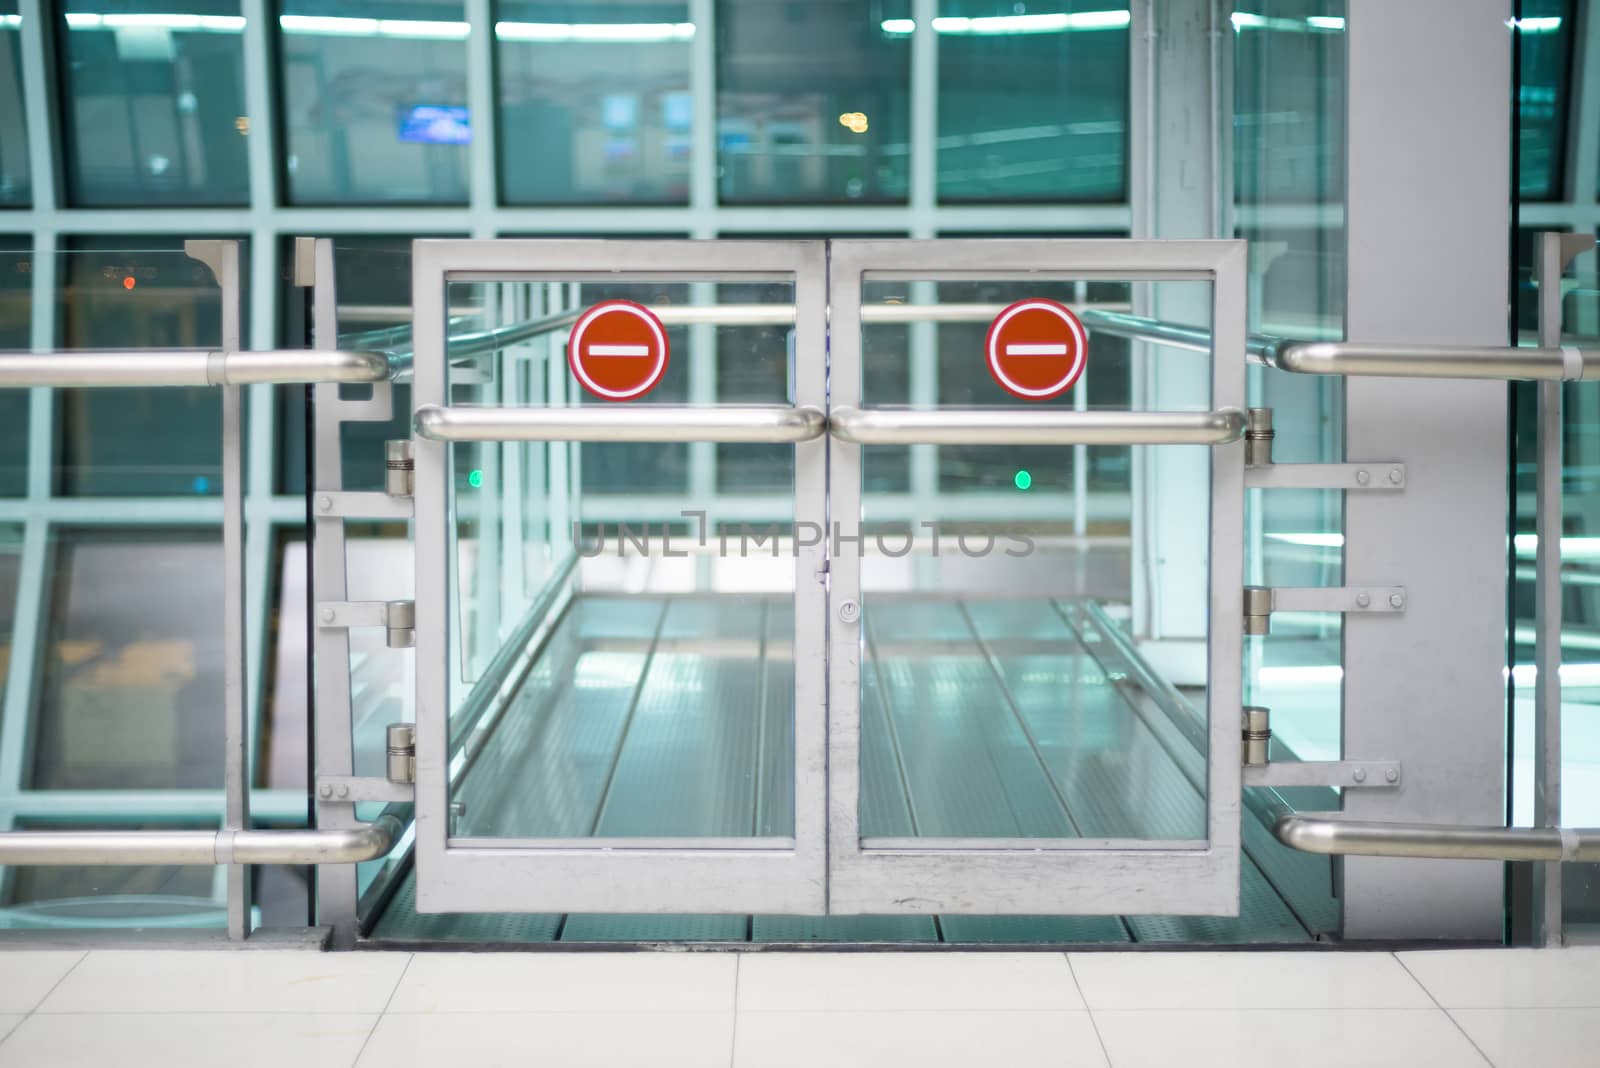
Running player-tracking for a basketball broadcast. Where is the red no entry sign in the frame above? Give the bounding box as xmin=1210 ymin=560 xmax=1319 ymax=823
xmin=567 ymin=300 xmax=670 ymax=401
xmin=984 ymin=297 xmax=1087 ymax=401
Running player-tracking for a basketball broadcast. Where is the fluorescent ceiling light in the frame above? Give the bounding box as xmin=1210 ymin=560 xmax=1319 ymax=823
xmin=0 ymin=14 xmax=19 ymax=27
xmin=882 ymin=10 xmax=1131 ymax=35
xmin=65 ymin=12 xmax=245 ymax=32
xmin=1305 ymin=15 xmax=1345 ymax=30
xmin=1232 ymin=12 xmax=1344 ymax=32
xmin=1512 ymin=16 xmax=1562 ymax=32
xmin=276 ymin=15 xmax=469 ymax=38
xmin=494 ymin=21 xmax=695 ymax=42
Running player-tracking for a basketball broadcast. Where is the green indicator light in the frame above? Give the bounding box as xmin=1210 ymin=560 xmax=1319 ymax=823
xmin=1014 ymin=469 xmax=1032 ymax=491
xmin=468 ymin=469 xmax=484 ymax=489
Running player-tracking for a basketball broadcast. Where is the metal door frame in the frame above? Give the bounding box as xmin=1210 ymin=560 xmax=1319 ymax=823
xmin=410 ymin=239 xmax=829 ymax=915
xmin=825 ymin=238 xmax=1248 ymax=915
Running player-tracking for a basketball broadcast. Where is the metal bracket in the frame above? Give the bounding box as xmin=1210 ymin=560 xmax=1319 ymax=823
xmin=1245 ymin=463 xmax=1406 ymax=490
xmin=1245 ymin=586 xmax=1406 ymax=633
xmin=316 ymin=600 xmax=415 ymax=648
xmin=315 ymin=775 xmax=414 ymax=804
xmin=312 ymin=491 xmax=414 ymax=521
xmin=1244 ymin=760 xmax=1402 ymax=790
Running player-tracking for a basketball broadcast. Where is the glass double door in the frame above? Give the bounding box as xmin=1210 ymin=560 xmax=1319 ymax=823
xmin=407 ymin=238 xmax=1245 ymax=919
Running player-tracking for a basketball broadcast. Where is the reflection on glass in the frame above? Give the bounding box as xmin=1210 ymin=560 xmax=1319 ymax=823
xmin=497 ymin=1 xmax=691 ymax=204
xmin=1235 ymin=1 xmax=1345 ymax=770
xmin=1515 ymin=0 xmax=1572 ymax=201
xmin=1233 ymin=1 xmax=1344 ymax=204
xmin=57 ymin=0 xmax=250 ymax=206
xmin=715 ymin=281 xmax=792 ymax=492
xmin=0 ymin=1 xmax=29 ymax=207
xmin=439 ymin=273 xmax=800 ymax=839
xmin=717 ymin=0 xmax=910 ymax=203
xmin=280 ymin=0 xmax=470 ymax=204
xmin=854 ymin=277 xmax=1205 ymax=842
xmin=0 ymin=239 xmax=28 ymax=495
xmin=934 ymin=2 xmax=1127 ymax=202
xmin=31 ymin=530 xmax=224 ymax=790
xmin=0 ymin=528 xmax=18 ymax=696
xmin=56 ymin=239 xmax=242 ymax=496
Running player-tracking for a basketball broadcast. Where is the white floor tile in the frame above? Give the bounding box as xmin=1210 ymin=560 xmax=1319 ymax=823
xmin=0 ymin=1012 xmax=375 ymax=1068
xmin=356 ymin=1011 xmax=733 ymax=1067
xmin=733 ymin=1010 xmax=1106 ymax=1067
xmin=386 ymin=952 xmax=736 ymax=1013
xmin=0 ymin=952 xmax=82 ymax=1014
xmin=1397 ymin=948 xmax=1600 ymax=1009
xmin=738 ymin=952 xmax=1082 ymax=1013
xmin=1450 ymin=1007 xmax=1600 ymax=1067
xmin=1092 ymin=1008 xmax=1488 ymax=1068
xmin=1068 ymin=951 xmax=1434 ymax=1010
xmin=36 ymin=950 xmax=409 ymax=1014
xmin=0 ymin=1017 xmax=22 ymax=1043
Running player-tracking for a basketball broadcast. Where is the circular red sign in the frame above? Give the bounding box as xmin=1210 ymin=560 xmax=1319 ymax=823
xmin=567 ymin=299 xmax=670 ymax=402
xmin=984 ymin=297 xmax=1088 ymax=401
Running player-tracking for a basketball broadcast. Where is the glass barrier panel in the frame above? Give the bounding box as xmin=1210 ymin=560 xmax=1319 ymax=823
xmin=441 ymin=273 xmax=801 ymax=841
xmin=855 ymin=276 xmax=1209 ymax=846
xmin=55 ymin=241 xmax=241 ymax=497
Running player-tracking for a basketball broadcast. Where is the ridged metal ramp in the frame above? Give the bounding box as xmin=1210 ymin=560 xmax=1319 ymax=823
xmin=367 ymin=594 xmax=1337 ymax=946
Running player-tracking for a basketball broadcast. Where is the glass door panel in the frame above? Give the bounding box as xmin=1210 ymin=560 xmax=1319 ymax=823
xmin=826 ymin=238 xmax=1247 ymax=917
xmin=410 ymin=240 xmax=825 ymax=915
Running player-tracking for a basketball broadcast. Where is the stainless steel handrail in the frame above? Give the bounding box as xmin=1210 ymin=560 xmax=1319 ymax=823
xmin=0 ymin=814 xmax=404 ymax=866
xmin=0 ymin=349 xmax=388 ymax=387
xmin=1261 ymin=340 xmax=1600 ymax=381
xmin=350 ymin=301 xmax=1136 ymax=365
xmin=828 ymin=406 xmax=1246 ymax=446
xmin=414 ymin=403 xmax=829 ymax=443
xmin=1274 ymin=812 xmax=1600 ymax=863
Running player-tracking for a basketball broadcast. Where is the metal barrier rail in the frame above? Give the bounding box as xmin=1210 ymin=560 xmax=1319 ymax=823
xmin=0 ymin=349 xmax=388 ymax=387
xmin=828 ymin=406 xmax=1246 ymax=446
xmin=1275 ymin=813 xmax=1600 ymax=863
xmin=0 ymin=814 xmax=404 ymax=866
xmin=353 ymin=301 xmax=1134 ymax=367
xmin=1080 ymin=307 xmax=1600 ymax=381
xmin=413 ymin=403 xmax=828 ymax=443
xmin=1261 ymin=340 xmax=1600 ymax=381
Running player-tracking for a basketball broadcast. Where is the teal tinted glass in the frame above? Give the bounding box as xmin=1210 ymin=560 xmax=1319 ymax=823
xmin=0 ymin=2 xmax=29 ymax=207
xmin=56 ymin=238 xmax=248 ymax=496
xmin=30 ymin=529 xmax=225 ymax=789
xmin=56 ymin=0 xmax=250 ymax=206
xmin=1233 ymin=0 xmax=1344 ymax=203
xmin=716 ymin=0 xmax=910 ymax=204
xmin=279 ymin=0 xmax=471 ymax=204
xmin=1516 ymin=0 xmax=1572 ymax=201
xmin=0 ymin=238 xmax=27 ymax=496
xmin=497 ymin=1 xmax=692 ymax=205
xmin=935 ymin=2 xmax=1128 ymax=202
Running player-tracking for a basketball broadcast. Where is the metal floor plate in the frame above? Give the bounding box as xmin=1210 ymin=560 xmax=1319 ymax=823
xmin=369 ymin=593 xmax=1328 ymax=946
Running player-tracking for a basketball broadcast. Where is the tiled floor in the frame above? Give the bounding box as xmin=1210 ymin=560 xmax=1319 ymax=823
xmin=0 ymin=946 xmax=1593 ymax=1066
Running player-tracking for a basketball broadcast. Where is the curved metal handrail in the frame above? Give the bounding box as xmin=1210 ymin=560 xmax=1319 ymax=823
xmin=1274 ymin=812 xmax=1600 ymax=863
xmin=0 ymin=814 xmax=404 ymax=867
